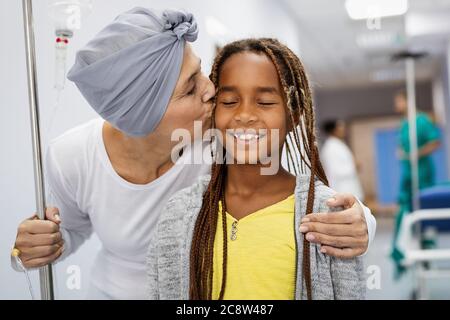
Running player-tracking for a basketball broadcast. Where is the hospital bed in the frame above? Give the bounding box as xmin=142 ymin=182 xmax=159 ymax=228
xmin=397 ymin=185 xmax=450 ymax=299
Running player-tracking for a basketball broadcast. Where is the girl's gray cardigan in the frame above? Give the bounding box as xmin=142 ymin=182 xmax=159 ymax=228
xmin=146 ymin=174 xmax=366 ymax=300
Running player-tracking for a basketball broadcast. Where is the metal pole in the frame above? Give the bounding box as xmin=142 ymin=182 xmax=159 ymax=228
xmin=406 ymin=58 xmax=420 ymax=212
xmin=22 ymin=0 xmax=55 ymax=300
xmin=446 ymin=41 xmax=450 ymax=178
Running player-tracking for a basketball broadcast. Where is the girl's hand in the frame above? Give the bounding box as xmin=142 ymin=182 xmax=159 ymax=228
xmin=299 ymin=193 xmax=369 ymax=259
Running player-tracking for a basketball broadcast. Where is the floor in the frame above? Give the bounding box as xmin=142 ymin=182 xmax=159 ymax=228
xmin=365 ymin=217 xmax=450 ymax=300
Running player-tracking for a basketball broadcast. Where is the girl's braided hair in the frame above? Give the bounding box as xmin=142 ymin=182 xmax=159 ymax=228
xmin=189 ymin=38 xmax=328 ymax=300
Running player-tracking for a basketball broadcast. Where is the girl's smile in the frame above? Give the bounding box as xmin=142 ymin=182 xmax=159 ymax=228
xmin=226 ymin=129 xmax=268 ymax=145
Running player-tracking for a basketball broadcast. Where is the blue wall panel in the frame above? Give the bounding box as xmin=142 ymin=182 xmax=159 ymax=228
xmin=374 ymin=128 xmax=448 ymax=205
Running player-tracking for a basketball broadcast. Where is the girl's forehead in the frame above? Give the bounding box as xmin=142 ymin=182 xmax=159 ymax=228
xmin=221 ymin=52 xmax=273 ymax=72
xmin=219 ymin=52 xmax=280 ymax=87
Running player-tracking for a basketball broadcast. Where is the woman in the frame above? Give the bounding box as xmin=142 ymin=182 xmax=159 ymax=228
xmin=12 ymin=8 xmax=373 ymax=299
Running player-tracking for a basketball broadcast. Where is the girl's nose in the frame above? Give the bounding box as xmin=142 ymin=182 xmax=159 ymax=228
xmin=234 ymin=102 xmax=257 ymax=124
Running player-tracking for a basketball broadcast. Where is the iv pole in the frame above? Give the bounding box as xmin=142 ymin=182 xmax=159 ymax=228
xmin=22 ymin=0 xmax=55 ymax=300
xmin=393 ymin=51 xmax=427 ymax=212
xmin=393 ymin=51 xmax=427 ymax=300
xmin=405 ymin=57 xmax=420 ymax=212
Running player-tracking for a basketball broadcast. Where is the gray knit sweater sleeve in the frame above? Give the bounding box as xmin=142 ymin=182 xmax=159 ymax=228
xmin=146 ymin=236 xmax=159 ymax=300
xmin=317 ymin=185 xmax=366 ymax=300
xmin=146 ymin=191 xmax=184 ymax=300
xmin=146 ymin=175 xmax=209 ymax=300
xmin=146 ymin=190 xmax=189 ymax=299
xmin=147 ymin=229 xmax=159 ymax=299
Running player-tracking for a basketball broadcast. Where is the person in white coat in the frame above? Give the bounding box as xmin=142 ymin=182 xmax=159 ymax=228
xmin=321 ymin=120 xmax=365 ymax=201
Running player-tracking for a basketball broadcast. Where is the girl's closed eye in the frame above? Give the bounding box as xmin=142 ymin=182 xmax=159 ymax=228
xmin=221 ymin=100 xmax=237 ymax=106
xmin=218 ymin=94 xmax=238 ymax=106
xmin=257 ymin=101 xmax=277 ymax=106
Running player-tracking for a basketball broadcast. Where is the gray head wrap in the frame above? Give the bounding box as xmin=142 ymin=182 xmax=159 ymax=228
xmin=67 ymin=7 xmax=199 ymax=136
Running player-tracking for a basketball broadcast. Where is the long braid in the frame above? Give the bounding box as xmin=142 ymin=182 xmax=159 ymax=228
xmin=218 ymin=187 xmax=228 ymax=300
xmin=260 ymin=42 xmax=313 ymax=176
xmin=272 ymin=42 xmax=329 ymax=299
xmin=189 ymin=38 xmax=328 ymax=300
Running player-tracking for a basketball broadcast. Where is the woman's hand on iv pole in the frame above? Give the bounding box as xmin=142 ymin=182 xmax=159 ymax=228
xmin=299 ymin=193 xmax=369 ymax=259
xmin=14 ymin=207 xmax=64 ymax=268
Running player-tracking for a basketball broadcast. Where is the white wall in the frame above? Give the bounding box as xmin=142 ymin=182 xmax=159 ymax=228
xmin=0 ymin=0 xmax=300 ymax=299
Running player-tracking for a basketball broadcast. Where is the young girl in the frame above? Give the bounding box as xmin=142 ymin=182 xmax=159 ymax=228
xmin=146 ymin=38 xmax=365 ymax=300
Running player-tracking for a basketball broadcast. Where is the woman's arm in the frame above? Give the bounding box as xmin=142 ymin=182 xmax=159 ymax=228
xmin=44 ymin=144 xmax=93 ymax=263
xmin=11 ymin=144 xmax=93 ymax=270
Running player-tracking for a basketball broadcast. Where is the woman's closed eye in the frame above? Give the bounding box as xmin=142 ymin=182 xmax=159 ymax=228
xmin=187 ymin=84 xmax=196 ymax=96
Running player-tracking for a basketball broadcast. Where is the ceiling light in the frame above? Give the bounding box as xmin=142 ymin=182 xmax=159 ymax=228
xmin=345 ymin=0 xmax=408 ymax=20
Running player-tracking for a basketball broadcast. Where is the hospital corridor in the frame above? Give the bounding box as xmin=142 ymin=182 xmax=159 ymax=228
xmin=1 ymin=0 xmax=450 ymax=303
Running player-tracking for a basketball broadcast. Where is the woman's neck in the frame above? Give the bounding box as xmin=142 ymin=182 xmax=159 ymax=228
xmin=103 ymin=122 xmax=175 ymax=184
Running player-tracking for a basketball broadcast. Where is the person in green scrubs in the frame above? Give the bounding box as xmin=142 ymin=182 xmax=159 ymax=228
xmin=391 ymin=90 xmax=441 ymax=277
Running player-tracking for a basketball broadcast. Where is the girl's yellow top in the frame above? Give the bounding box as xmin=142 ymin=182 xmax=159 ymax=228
xmin=212 ymin=194 xmax=296 ymax=300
